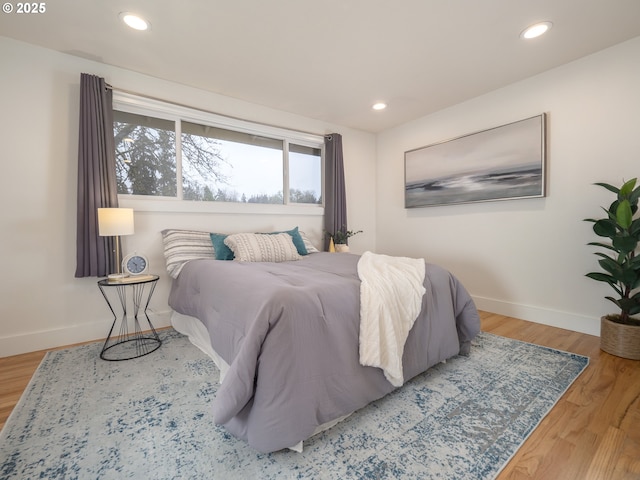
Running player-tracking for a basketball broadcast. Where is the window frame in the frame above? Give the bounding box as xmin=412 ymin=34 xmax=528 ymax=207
xmin=113 ymin=92 xmax=325 ymax=215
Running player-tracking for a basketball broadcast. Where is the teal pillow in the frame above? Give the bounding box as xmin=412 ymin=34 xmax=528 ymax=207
xmin=268 ymin=227 xmax=308 ymax=255
xmin=209 ymin=233 xmax=234 ymax=260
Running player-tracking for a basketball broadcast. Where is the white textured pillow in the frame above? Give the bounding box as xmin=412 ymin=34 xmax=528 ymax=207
xmin=298 ymin=230 xmax=320 ymax=253
xmin=224 ymin=233 xmax=301 ymax=262
xmin=161 ymin=229 xmax=216 ymax=278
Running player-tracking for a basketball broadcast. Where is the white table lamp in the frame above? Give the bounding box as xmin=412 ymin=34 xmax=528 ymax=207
xmin=98 ymin=207 xmax=134 ymax=278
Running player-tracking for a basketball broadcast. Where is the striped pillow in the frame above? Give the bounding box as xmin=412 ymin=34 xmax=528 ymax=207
xmin=161 ymin=229 xmax=216 ymax=278
xmin=224 ymin=233 xmax=301 ymax=262
xmin=299 ymin=231 xmax=319 ymax=253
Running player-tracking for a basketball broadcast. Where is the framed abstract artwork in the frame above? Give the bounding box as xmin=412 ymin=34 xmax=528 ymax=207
xmin=404 ymin=114 xmax=546 ymax=208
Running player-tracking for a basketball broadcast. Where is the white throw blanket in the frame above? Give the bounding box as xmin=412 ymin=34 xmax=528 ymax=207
xmin=357 ymin=251 xmax=426 ymax=387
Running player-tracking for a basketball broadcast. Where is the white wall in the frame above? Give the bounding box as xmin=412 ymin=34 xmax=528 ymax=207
xmin=3 ymin=34 xmax=639 ymax=357
xmin=376 ymin=36 xmax=640 ymax=336
xmin=0 ymin=36 xmax=377 ymax=356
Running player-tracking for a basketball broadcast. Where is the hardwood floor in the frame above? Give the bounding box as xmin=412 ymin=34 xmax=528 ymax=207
xmin=1 ymin=312 xmax=638 ymax=479
xmin=479 ymin=312 xmax=640 ymax=480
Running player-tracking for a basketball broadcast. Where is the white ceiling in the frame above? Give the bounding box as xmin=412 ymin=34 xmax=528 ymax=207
xmin=2 ymin=0 xmax=640 ymax=132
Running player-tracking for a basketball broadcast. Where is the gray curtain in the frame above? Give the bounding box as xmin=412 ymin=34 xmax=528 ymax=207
xmin=323 ymin=133 xmax=347 ymax=250
xmin=74 ymin=73 xmax=119 ymax=278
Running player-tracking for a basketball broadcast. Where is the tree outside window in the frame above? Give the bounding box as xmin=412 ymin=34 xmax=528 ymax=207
xmin=113 ymin=110 xmax=322 ymax=205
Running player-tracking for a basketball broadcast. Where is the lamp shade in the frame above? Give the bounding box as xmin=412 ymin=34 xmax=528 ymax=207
xmin=97 ymin=208 xmax=134 ymax=236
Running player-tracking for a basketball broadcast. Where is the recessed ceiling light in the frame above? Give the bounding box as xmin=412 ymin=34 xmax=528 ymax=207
xmin=520 ymin=21 xmax=552 ymax=39
xmin=119 ymin=12 xmax=150 ymax=31
xmin=372 ymin=103 xmax=387 ymax=111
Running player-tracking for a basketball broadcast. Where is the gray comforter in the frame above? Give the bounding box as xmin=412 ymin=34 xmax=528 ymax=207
xmin=169 ymin=252 xmax=480 ymax=453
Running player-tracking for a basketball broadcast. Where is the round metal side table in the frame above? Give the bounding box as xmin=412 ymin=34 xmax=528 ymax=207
xmin=97 ymin=275 xmax=162 ymax=361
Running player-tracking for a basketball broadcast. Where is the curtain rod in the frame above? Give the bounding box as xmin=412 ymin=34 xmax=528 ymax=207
xmin=105 ymin=83 xmax=329 ymax=140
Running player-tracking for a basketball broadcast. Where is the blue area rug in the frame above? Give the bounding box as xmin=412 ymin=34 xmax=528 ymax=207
xmin=0 ymin=329 xmax=588 ymax=479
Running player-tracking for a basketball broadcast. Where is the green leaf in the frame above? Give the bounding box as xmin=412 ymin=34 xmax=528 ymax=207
xmin=586 ymin=271 xmax=619 ymax=286
xmin=604 ymin=203 xmax=619 ymax=220
xmin=604 ymin=296 xmax=622 ymax=309
xmin=587 ymin=273 xmax=623 ymax=296
xmin=630 ymin=183 xmax=640 ymax=204
xmin=594 ymin=182 xmax=619 ymax=194
xmin=593 ymin=219 xmax=617 ymax=238
xmin=619 ymin=178 xmax=637 ymax=197
xmin=597 ymin=257 xmax=622 ymax=275
xmin=618 ymin=268 xmax=638 ymax=286
xmin=616 ymin=199 xmax=633 ymax=229
xmin=605 ymin=297 xmax=640 ymax=318
xmin=593 ymin=252 xmax=615 ymax=262
xmin=617 ymin=297 xmax=638 ymax=315
xmin=587 ymin=242 xmax=617 ymax=252
xmin=612 ymin=235 xmax=638 ymax=254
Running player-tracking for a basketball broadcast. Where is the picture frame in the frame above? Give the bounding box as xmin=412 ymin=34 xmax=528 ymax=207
xmin=404 ymin=114 xmax=546 ymax=208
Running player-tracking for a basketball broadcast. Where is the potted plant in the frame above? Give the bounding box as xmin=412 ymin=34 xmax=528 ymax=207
xmin=325 ymin=227 xmax=362 ymax=253
xmin=584 ymin=178 xmax=640 ymax=360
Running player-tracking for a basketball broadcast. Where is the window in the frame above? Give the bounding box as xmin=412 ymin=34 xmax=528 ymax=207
xmin=181 ymin=122 xmax=285 ymax=203
xmin=113 ymin=93 xmax=324 ymax=210
xmin=114 ymin=111 xmax=176 ymax=197
xmin=289 ymin=144 xmax=322 ymax=204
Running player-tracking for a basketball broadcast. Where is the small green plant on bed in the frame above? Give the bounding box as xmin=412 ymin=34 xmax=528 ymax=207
xmin=325 ymin=227 xmax=363 ymax=245
xmin=584 ymin=178 xmax=640 ymax=326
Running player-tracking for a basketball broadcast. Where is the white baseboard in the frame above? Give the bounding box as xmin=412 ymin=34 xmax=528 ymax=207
xmin=473 ymin=296 xmax=600 ymax=337
xmin=0 ymin=310 xmax=173 ymax=358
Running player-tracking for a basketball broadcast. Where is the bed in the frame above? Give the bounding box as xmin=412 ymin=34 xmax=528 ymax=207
xmin=164 ymin=230 xmax=480 ymax=453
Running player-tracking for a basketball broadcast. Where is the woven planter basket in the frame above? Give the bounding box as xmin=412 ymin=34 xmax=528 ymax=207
xmin=600 ymin=316 xmax=640 ymax=360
